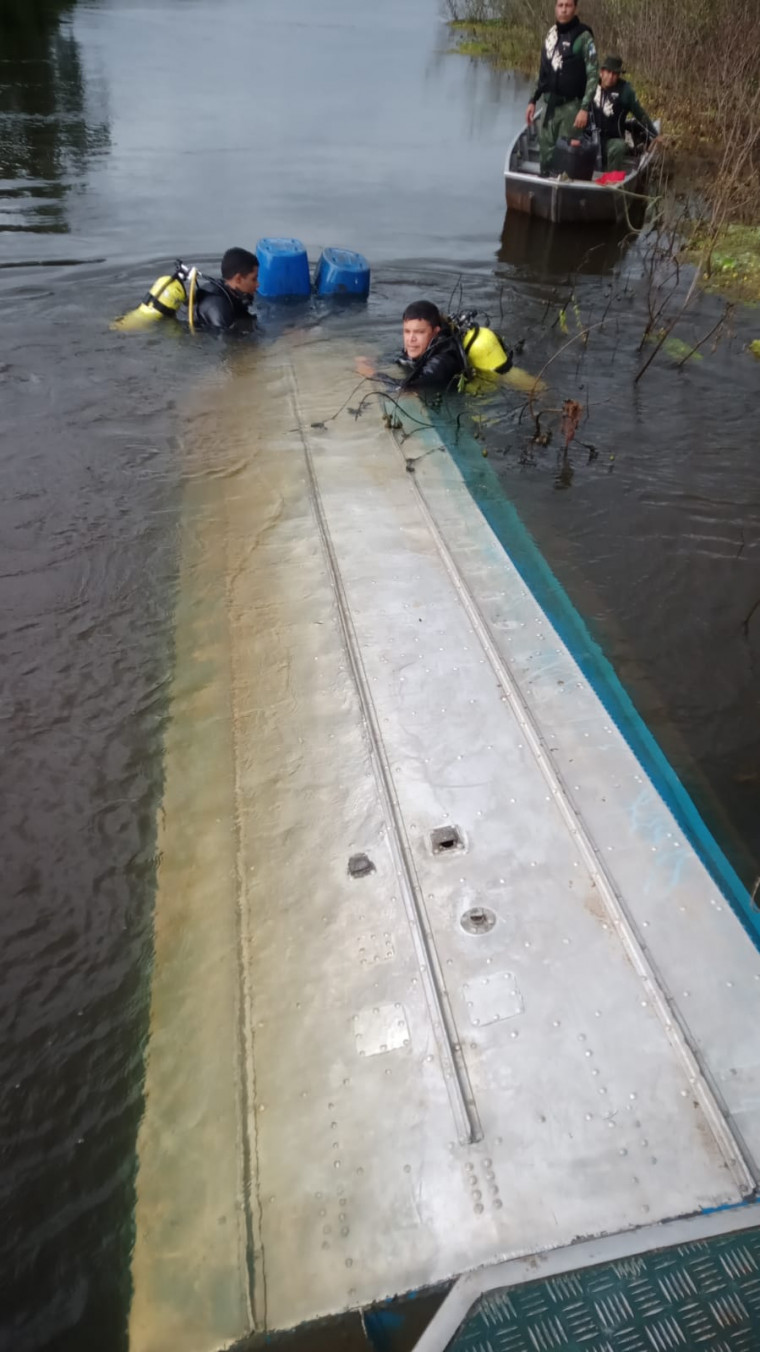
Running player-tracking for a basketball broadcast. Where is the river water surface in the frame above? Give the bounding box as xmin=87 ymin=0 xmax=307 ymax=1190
xmin=1 ymin=2 xmax=759 ymax=1349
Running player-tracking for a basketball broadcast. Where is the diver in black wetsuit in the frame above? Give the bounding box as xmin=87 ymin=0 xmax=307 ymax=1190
xmin=193 ymin=247 xmax=259 ymax=333
xmin=356 ymin=299 xmax=467 ymax=391
xmin=395 ymin=301 xmax=467 ymax=391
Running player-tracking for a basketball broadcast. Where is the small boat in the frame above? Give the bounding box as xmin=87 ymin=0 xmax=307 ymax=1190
xmin=504 ymin=112 xmax=659 ymax=225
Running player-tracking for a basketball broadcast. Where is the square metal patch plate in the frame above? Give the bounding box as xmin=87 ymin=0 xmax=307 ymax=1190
xmin=463 ymin=972 xmax=524 ymax=1026
xmin=353 ymin=1003 xmax=411 ymax=1056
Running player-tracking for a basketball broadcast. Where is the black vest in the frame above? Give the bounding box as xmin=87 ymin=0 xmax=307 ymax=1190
xmin=594 ymin=82 xmax=626 ymax=140
xmin=544 ymin=18 xmax=593 ymax=102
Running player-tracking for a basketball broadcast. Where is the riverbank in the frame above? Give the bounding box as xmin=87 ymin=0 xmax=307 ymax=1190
xmin=449 ymin=18 xmax=534 ymax=74
xmin=447 ymin=0 xmax=760 ymax=301
xmin=682 ymin=225 xmax=760 ymax=304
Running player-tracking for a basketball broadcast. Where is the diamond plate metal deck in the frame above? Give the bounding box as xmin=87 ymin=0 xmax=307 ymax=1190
xmin=448 ymin=1227 xmax=760 ymax=1352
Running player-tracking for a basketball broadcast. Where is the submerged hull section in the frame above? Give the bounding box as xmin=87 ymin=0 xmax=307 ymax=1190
xmin=130 ymin=338 xmax=760 ymax=1352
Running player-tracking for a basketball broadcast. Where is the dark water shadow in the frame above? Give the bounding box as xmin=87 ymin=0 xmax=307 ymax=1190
xmin=0 ymin=0 xmax=110 ymax=238
xmin=498 ymin=206 xmax=640 ymax=278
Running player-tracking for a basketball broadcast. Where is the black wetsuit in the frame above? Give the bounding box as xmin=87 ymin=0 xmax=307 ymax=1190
xmin=192 ymin=277 xmax=256 ymax=333
xmin=396 ymin=330 xmax=466 ymax=391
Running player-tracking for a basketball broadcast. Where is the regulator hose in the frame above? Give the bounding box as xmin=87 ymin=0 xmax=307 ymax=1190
xmin=187 ymin=266 xmax=198 ymax=334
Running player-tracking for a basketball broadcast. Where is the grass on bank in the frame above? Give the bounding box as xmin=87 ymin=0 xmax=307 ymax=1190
xmin=449 ymin=18 xmax=535 ymax=74
xmin=683 ymin=226 xmax=760 ymax=305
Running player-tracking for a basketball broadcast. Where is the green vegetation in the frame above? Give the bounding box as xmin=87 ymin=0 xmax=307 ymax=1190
xmin=646 ymin=331 xmax=703 ymax=362
xmin=683 ymin=226 xmax=760 ymax=304
xmin=449 ymin=19 xmax=535 ymax=74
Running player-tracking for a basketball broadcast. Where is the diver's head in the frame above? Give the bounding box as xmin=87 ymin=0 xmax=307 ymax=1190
xmin=402 ymin=300 xmax=442 ymax=361
xmin=221 ymin=246 xmax=259 ymax=297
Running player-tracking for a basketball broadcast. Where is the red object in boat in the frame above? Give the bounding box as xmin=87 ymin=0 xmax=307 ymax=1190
xmin=595 ymin=171 xmax=627 ymax=184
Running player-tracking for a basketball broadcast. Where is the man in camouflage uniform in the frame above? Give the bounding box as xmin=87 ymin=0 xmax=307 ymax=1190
xmin=594 ymin=55 xmax=658 ymax=170
xmin=525 ymin=0 xmax=599 ymax=176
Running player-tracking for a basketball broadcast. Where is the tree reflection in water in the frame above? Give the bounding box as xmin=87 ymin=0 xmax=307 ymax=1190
xmin=0 ymin=0 xmax=109 ymax=238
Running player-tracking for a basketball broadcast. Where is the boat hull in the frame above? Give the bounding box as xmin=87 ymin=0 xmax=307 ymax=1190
xmin=130 ymin=340 xmax=760 ymax=1352
xmin=505 ymin=169 xmax=642 ymax=224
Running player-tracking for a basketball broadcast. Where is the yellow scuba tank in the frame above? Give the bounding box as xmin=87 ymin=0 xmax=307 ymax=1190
xmin=451 ymin=308 xmax=544 ymax=393
xmin=112 ymin=263 xmax=195 ymax=332
xmin=461 ymin=322 xmax=512 ymax=374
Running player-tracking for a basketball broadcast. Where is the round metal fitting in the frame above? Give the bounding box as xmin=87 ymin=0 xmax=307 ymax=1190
xmin=460 ymin=906 xmax=496 ymax=935
xmin=348 ymin=853 xmax=375 ymax=879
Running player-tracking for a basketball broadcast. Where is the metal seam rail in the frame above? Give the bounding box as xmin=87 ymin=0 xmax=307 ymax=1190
xmin=290 ymin=370 xmax=483 ymax=1147
xmin=223 ymin=467 xmax=268 ymax=1331
xmin=393 ymin=421 xmax=756 ymax=1198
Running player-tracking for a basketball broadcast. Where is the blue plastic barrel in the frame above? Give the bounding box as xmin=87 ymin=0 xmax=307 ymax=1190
xmin=314 ymin=247 xmax=371 ymax=299
xmin=255 ymin=237 xmax=311 ymax=299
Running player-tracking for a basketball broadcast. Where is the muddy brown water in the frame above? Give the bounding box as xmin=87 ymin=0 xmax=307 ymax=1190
xmin=1 ymin=2 xmax=759 ymax=1349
